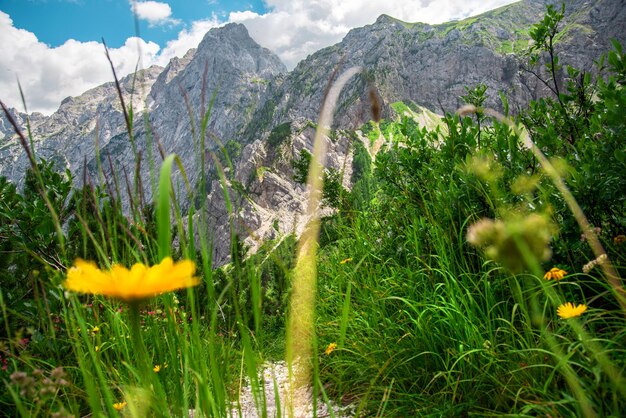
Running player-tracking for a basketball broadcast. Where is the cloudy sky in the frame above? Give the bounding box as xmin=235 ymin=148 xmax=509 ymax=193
xmin=0 ymin=0 xmax=518 ymax=115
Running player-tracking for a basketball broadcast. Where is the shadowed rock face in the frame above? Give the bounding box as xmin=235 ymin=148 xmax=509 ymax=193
xmin=247 ymin=0 xmax=626 ymax=140
xmin=1 ymin=0 xmax=624 ymax=265
xmin=91 ymin=23 xmax=287 ymax=211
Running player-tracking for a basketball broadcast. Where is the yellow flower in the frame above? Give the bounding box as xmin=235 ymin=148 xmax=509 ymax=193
xmin=557 ymin=302 xmax=588 ymax=319
xmin=64 ymin=257 xmax=199 ymax=301
xmin=153 ymin=365 xmax=161 ymax=373
xmin=92 ymin=326 xmax=100 ymax=334
xmin=325 ymin=342 xmax=337 ymax=355
xmin=113 ymin=401 xmax=127 ymax=411
xmin=94 ymin=345 xmax=100 ymax=352
xmin=339 ymin=258 xmax=352 ymax=264
xmin=544 ymin=267 xmax=567 ymax=281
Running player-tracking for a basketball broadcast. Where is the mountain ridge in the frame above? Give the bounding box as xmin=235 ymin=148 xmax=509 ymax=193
xmin=1 ymin=0 xmax=624 ymax=265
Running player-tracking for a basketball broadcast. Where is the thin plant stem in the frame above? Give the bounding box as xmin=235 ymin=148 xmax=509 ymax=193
xmin=285 ymin=66 xmax=361 ymax=417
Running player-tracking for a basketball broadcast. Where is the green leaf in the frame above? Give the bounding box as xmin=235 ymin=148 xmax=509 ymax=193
xmin=156 ymin=154 xmax=176 ymax=260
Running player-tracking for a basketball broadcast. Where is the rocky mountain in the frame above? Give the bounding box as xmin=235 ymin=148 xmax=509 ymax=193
xmin=1 ymin=0 xmax=624 ymax=265
xmin=246 ymin=0 xmax=626 ymax=138
xmin=132 ymin=23 xmax=286 ymax=195
xmin=0 ymin=65 xmax=164 ymax=184
xmin=203 ymin=0 xmax=626 ymax=263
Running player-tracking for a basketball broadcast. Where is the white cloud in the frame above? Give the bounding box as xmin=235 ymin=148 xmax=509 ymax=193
xmin=0 ymin=11 xmax=161 ymax=115
xmin=131 ymin=1 xmax=180 ymax=26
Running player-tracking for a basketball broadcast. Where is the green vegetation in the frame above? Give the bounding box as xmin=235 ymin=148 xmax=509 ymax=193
xmin=266 ymin=121 xmax=292 ymax=148
xmin=292 ymin=149 xmax=349 ymax=211
xmin=495 ymin=35 xmax=530 ymax=55
xmin=1 ymin=5 xmax=625 ymax=417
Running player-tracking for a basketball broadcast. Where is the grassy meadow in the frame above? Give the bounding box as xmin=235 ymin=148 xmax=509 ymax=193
xmin=1 ymin=6 xmax=626 ymax=417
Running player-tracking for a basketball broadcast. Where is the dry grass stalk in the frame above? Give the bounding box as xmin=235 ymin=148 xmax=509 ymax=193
xmin=286 ymin=66 xmax=362 ymax=417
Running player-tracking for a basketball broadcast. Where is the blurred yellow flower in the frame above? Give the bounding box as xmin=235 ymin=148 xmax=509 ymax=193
xmin=339 ymin=258 xmax=352 ymax=264
xmin=557 ymin=302 xmax=588 ymax=319
xmin=92 ymin=326 xmax=100 ymax=334
xmin=64 ymin=257 xmax=199 ymax=301
xmin=614 ymin=235 xmax=626 ymax=245
xmin=153 ymin=365 xmax=161 ymax=373
xmin=94 ymin=345 xmax=100 ymax=352
xmin=325 ymin=342 xmax=337 ymax=355
xmin=544 ymin=267 xmax=567 ymax=281
xmin=113 ymin=401 xmax=127 ymax=411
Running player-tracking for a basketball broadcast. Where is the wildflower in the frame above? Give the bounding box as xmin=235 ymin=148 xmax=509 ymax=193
xmin=94 ymin=345 xmax=100 ymax=352
xmin=339 ymin=258 xmax=352 ymax=264
xmin=543 ymin=267 xmax=567 ymax=281
xmin=557 ymin=302 xmax=588 ymax=319
xmin=63 ymin=257 xmax=199 ymax=301
xmin=580 ymin=226 xmax=601 ymax=242
xmin=466 ymin=214 xmax=555 ymax=273
xmin=50 ymin=367 xmax=66 ymax=380
xmin=153 ymin=365 xmax=161 ymax=373
xmin=92 ymin=326 xmax=100 ymax=334
xmin=113 ymin=401 xmax=127 ymax=411
xmin=614 ymin=235 xmax=626 ymax=245
xmin=325 ymin=342 xmax=337 ymax=355
xmin=582 ymin=254 xmax=608 ymax=273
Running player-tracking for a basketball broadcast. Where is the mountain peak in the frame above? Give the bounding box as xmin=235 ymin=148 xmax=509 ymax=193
xmin=193 ymin=22 xmax=286 ymax=75
xmin=221 ymin=22 xmax=249 ymax=34
xmin=198 ymin=22 xmax=252 ymax=47
xmin=375 ymin=14 xmax=401 ymax=25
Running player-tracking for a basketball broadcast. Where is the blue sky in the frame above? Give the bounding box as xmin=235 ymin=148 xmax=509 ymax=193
xmin=0 ymin=0 xmax=518 ymax=114
xmin=1 ymin=0 xmax=267 ymax=49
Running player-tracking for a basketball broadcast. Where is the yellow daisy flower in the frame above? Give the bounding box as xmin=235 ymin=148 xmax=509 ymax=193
xmin=557 ymin=302 xmax=588 ymax=319
xmin=544 ymin=267 xmax=567 ymax=281
xmin=113 ymin=401 xmax=127 ymax=411
xmin=64 ymin=257 xmax=199 ymax=301
xmin=325 ymin=342 xmax=337 ymax=355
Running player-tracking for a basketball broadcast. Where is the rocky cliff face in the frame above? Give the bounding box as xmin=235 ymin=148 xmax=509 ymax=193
xmin=1 ymin=0 xmax=624 ymax=266
xmin=93 ymin=23 xmax=287 ymax=208
xmin=164 ymin=0 xmax=626 ymax=265
xmin=200 ymin=117 xmax=355 ymax=266
xmin=0 ymin=65 xmax=164 ymax=185
xmin=245 ymin=0 xmax=626 ymax=141
xmin=1 ymin=23 xmax=286 ymax=200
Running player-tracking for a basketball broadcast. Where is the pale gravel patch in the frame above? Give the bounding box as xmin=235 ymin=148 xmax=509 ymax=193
xmin=189 ymin=361 xmax=354 ymax=418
